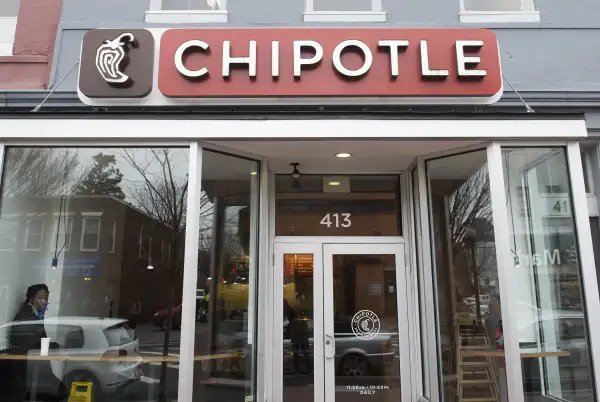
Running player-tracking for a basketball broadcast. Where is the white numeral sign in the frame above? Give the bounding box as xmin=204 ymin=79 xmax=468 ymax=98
xmin=320 ymin=213 xmax=352 ymax=228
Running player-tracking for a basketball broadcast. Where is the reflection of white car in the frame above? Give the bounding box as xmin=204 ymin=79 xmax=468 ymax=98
xmin=0 ymin=317 xmax=142 ymax=397
xmin=463 ymin=294 xmax=491 ymax=306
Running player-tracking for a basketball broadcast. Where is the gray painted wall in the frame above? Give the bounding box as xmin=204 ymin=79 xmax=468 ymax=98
xmin=47 ymin=0 xmax=600 ymax=129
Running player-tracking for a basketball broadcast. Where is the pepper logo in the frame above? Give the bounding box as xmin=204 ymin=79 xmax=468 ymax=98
xmin=95 ymin=33 xmax=135 ymax=84
xmin=351 ymin=310 xmax=381 ymax=340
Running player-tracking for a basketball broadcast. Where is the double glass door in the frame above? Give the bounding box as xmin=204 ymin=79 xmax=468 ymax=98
xmin=274 ymin=241 xmax=411 ymax=402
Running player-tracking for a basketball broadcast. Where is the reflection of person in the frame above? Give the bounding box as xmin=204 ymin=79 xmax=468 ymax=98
xmin=8 ymin=284 xmax=66 ymax=402
xmin=284 ymin=298 xmax=312 ymax=374
xmin=129 ymin=300 xmax=142 ymax=329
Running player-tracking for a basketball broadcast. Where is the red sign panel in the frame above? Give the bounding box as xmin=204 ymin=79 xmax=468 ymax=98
xmin=158 ymin=28 xmax=502 ymax=100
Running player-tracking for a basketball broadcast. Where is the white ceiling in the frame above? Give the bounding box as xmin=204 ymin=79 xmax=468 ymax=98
xmin=206 ymin=140 xmax=484 ymax=175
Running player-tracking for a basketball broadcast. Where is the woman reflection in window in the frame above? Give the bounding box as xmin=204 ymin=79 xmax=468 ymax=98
xmin=8 ymin=284 xmax=65 ymax=402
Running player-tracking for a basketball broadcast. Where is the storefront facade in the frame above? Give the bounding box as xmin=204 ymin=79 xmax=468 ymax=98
xmin=1 ymin=1 xmax=600 ymax=402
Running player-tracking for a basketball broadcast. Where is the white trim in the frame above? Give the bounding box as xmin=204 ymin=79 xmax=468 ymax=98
xmin=416 ymin=156 xmax=440 ymax=402
xmin=0 ymin=17 xmax=17 ymax=57
xmin=303 ymin=11 xmax=386 ymax=22
xmin=0 ymin=119 xmax=588 ymax=141
xmin=26 ymin=212 xmax=48 ymax=217
xmin=459 ymin=10 xmax=540 ymax=23
xmin=81 ymin=211 xmax=103 ymax=217
xmin=273 ymin=236 xmax=405 ymax=244
xmin=52 ymin=212 xmax=75 ymax=217
xmin=256 ymin=158 xmax=270 ymax=402
xmin=486 ymin=142 xmax=526 ymax=402
xmin=80 ymin=216 xmax=101 ymax=252
xmin=177 ymin=142 xmax=202 ymax=402
xmin=566 ymin=142 xmax=600 ymax=402
xmin=145 ymin=10 xmax=228 ymax=23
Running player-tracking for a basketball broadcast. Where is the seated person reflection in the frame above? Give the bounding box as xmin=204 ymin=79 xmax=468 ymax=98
xmin=6 ymin=284 xmax=67 ymax=402
xmin=284 ymin=298 xmax=312 ymax=375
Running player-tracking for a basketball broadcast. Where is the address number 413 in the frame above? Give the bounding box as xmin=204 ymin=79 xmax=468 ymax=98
xmin=320 ymin=213 xmax=352 ymax=228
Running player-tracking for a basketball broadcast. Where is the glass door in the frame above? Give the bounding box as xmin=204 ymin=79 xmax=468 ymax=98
xmin=323 ymin=243 xmax=410 ymax=402
xmin=273 ymin=242 xmax=409 ymax=402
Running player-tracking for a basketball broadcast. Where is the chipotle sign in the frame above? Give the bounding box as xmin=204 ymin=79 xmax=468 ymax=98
xmin=78 ymin=28 xmax=503 ymax=106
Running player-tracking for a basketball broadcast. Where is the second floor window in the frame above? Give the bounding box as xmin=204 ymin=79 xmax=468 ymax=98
xmin=305 ymin=0 xmax=384 ymax=21
xmin=51 ymin=216 xmax=74 ymax=252
xmin=108 ymin=221 xmax=116 ymax=254
xmin=460 ymin=0 xmax=538 ymax=22
xmin=25 ymin=218 xmax=44 ymax=251
xmin=81 ymin=217 xmax=101 ymax=251
xmin=0 ymin=0 xmax=20 ymax=56
xmin=146 ymin=0 xmax=227 ymax=23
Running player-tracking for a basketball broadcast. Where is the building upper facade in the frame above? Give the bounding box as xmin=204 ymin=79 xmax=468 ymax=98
xmin=0 ymin=0 xmax=62 ymax=90
xmin=2 ymin=0 xmax=600 ymax=133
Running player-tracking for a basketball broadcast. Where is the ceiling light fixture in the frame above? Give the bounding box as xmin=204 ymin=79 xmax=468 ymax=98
xmin=250 ymin=171 xmax=257 ymax=176
xmin=336 ymin=153 xmax=352 ymax=158
xmin=290 ymin=163 xmax=302 ymax=179
xmin=328 ymin=181 xmax=341 ymax=186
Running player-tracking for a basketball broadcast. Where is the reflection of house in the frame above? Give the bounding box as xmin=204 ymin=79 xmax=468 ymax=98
xmin=0 ymin=195 xmax=183 ymax=325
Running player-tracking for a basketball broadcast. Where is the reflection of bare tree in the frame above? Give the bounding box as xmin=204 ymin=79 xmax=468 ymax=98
xmin=120 ymin=148 xmax=214 ymax=402
xmin=2 ymin=149 xmax=80 ymax=196
xmin=447 ymin=167 xmax=493 ymax=324
xmin=121 ymin=149 xmax=190 ymax=402
xmin=448 ymin=168 xmax=492 ymax=254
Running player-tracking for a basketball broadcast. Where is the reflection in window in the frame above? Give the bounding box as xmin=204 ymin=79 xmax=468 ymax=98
xmin=80 ymin=216 xmax=101 ymax=251
xmin=502 ymin=148 xmax=594 ymax=402
xmin=51 ymin=215 xmax=74 ymax=252
xmin=25 ymin=218 xmax=44 ymax=251
xmin=193 ymin=150 xmax=259 ymax=402
xmin=0 ymin=147 xmax=189 ymax=402
xmin=427 ymin=150 xmax=509 ymax=402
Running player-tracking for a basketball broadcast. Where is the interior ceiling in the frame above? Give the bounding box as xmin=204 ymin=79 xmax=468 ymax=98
xmin=206 ymin=140 xmax=484 ymax=175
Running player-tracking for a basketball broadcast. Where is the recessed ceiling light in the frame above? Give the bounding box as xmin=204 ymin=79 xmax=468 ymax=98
xmin=250 ymin=171 xmax=257 ymax=175
xmin=328 ymin=181 xmax=341 ymax=186
xmin=336 ymin=153 xmax=352 ymax=158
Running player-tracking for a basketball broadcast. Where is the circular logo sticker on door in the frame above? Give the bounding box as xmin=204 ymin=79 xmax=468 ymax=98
xmin=351 ymin=310 xmax=381 ymax=340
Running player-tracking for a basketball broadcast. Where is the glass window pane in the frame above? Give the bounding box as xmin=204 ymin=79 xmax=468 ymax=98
xmin=275 ymin=175 xmax=401 ymax=236
xmin=282 ymin=254 xmax=314 ymax=400
xmin=193 ymin=150 xmax=259 ymax=402
xmin=502 ymin=147 xmax=595 ymax=402
xmin=0 ymin=0 xmax=20 ymax=17
xmin=331 ymin=253 xmax=401 ymax=402
xmin=0 ymin=147 xmax=188 ymax=402
xmin=463 ymin=0 xmax=522 ymax=12
xmin=313 ymin=0 xmax=371 ymax=11
xmin=162 ymin=0 xmax=221 ymax=10
xmin=427 ymin=150 xmax=510 ymax=402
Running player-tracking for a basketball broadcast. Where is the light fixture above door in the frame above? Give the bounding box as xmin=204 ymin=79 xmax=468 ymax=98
xmin=290 ymin=163 xmax=302 ymax=179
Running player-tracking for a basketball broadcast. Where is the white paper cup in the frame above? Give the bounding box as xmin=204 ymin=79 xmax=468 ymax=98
xmin=40 ymin=337 xmax=50 ymax=356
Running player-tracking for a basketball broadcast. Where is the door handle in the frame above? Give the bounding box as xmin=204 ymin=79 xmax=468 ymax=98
xmin=325 ymin=334 xmax=335 ymax=359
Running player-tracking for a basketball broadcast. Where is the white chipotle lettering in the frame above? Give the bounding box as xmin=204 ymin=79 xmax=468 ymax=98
xmin=173 ymin=39 xmax=487 ymax=80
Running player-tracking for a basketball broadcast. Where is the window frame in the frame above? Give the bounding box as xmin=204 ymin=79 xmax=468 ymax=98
xmin=50 ymin=213 xmax=74 ymax=252
xmin=0 ymin=213 xmax=20 ymax=251
xmin=304 ymin=0 xmax=385 ymax=22
xmin=459 ymin=0 xmax=540 ymax=23
xmin=0 ymin=0 xmax=19 ymax=56
xmin=108 ymin=220 xmax=116 ymax=254
xmin=145 ymin=0 xmax=228 ymax=24
xmin=24 ymin=215 xmax=45 ymax=251
xmin=80 ymin=214 xmax=102 ymax=252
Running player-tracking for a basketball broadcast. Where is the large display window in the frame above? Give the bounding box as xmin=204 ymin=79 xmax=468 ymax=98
xmin=415 ymin=142 xmax=600 ymax=402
